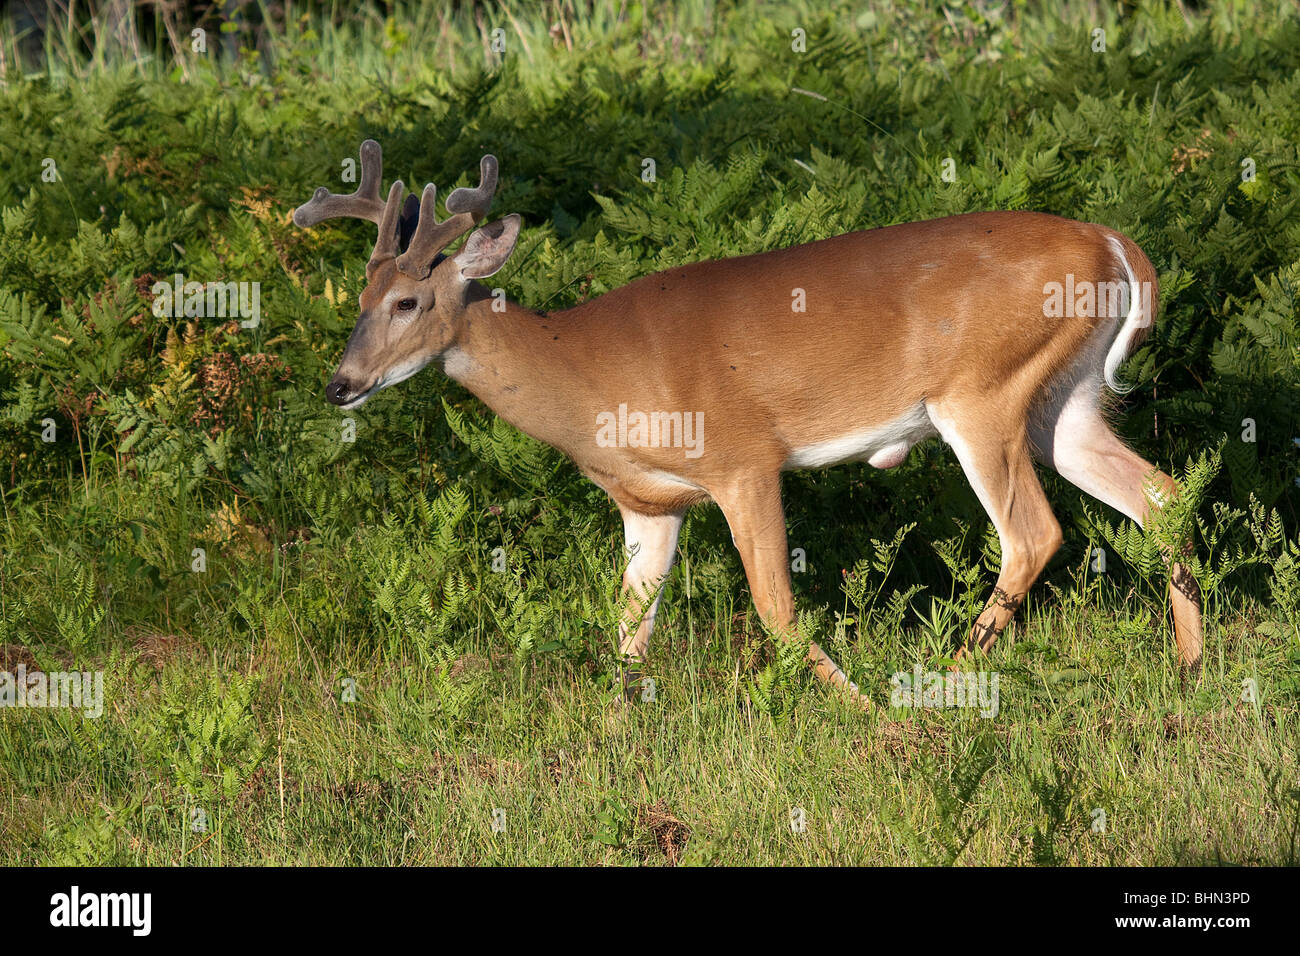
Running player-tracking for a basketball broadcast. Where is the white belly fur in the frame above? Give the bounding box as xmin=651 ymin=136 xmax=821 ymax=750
xmin=783 ymin=403 xmax=935 ymax=470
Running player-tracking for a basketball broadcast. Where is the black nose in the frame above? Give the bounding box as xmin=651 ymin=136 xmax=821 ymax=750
xmin=325 ymin=379 xmax=354 ymax=406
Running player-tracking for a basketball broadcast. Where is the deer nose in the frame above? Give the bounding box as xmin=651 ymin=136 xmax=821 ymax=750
xmin=325 ymin=378 xmax=355 ymax=406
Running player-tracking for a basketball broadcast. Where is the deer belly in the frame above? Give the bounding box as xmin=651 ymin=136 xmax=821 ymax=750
xmin=783 ymin=404 xmax=934 ymax=471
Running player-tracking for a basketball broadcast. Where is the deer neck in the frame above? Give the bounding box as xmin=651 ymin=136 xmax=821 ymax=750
xmin=438 ymin=290 xmax=599 ymax=458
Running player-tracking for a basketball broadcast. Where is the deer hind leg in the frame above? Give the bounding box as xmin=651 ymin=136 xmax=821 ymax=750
xmin=712 ymin=475 xmax=864 ymax=702
xmin=1033 ymin=407 xmax=1204 ymax=673
xmin=927 ymin=404 xmax=1064 ymax=659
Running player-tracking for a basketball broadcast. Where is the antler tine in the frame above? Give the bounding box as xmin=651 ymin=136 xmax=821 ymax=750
xmin=368 ymin=181 xmax=409 ymax=267
xmin=293 ymin=139 xmax=387 ymax=227
xmin=444 ymin=154 xmax=498 ymax=221
xmin=393 ymin=156 xmax=499 ymax=277
xmin=395 ymin=184 xmax=478 ymax=278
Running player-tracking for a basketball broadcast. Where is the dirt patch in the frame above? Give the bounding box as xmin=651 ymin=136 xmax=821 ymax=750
xmin=0 ymin=644 xmax=39 ymax=672
xmin=128 ymin=626 xmax=196 ymax=671
xmin=449 ymin=654 xmax=491 ymax=680
xmin=637 ymin=799 xmax=691 ymax=865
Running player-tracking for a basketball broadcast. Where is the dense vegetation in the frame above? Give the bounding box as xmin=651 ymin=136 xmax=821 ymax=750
xmin=0 ymin=0 xmax=1297 ymax=864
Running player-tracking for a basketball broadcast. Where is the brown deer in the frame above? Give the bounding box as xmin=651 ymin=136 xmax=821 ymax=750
xmin=293 ymin=141 xmax=1203 ymax=704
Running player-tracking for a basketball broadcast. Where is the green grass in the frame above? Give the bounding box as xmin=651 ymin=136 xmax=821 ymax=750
xmin=1 ymin=0 xmax=1298 ymax=865
xmin=5 ymin=569 xmax=1298 ymax=865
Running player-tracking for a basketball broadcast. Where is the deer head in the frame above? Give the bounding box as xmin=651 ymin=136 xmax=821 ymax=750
xmin=294 ymin=140 xmax=521 ymax=409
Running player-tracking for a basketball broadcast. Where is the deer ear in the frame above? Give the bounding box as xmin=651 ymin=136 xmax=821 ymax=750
xmin=396 ymin=193 xmax=422 ymax=251
xmin=454 ymin=214 xmax=521 ymax=280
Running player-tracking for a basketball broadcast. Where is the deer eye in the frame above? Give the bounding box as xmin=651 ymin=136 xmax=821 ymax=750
xmin=395 ymin=297 xmax=418 ymax=312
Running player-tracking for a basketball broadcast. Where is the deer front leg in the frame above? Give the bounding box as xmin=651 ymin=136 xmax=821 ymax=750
xmin=713 ymin=475 xmax=864 ymax=703
xmin=616 ymin=508 xmax=683 ymax=699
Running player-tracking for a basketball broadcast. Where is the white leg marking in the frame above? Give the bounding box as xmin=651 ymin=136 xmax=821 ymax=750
xmin=618 ymin=511 xmax=684 ymax=659
xmin=1047 ymin=405 xmax=1153 ymax=526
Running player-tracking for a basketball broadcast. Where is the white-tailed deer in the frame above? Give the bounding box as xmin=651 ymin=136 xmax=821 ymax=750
xmin=294 ymin=141 xmax=1203 ymax=703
